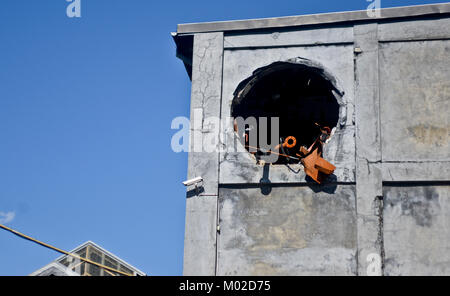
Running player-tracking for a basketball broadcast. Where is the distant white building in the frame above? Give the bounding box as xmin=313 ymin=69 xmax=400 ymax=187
xmin=30 ymin=241 xmax=145 ymax=276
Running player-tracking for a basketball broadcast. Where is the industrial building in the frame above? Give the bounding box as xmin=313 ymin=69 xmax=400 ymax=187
xmin=30 ymin=241 xmax=145 ymax=276
xmin=173 ymin=3 xmax=450 ymax=275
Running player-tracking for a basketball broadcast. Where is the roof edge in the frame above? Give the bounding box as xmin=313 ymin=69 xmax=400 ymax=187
xmin=176 ymin=3 xmax=450 ymax=34
xmin=51 ymin=240 xmax=146 ymax=276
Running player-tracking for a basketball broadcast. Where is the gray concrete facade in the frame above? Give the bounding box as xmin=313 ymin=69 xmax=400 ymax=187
xmin=174 ymin=3 xmax=450 ymax=275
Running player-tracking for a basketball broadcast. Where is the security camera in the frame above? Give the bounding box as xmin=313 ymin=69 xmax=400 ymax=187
xmin=182 ymin=176 xmax=203 ymax=187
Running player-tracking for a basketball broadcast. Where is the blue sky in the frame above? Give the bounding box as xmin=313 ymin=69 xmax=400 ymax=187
xmin=0 ymin=0 xmax=445 ymax=276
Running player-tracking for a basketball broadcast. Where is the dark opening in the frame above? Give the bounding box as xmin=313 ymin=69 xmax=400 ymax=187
xmin=231 ymin=60 xmax=341 ymax=165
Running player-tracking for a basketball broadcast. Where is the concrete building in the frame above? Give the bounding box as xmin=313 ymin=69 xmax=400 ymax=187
xmin=30 ymin=241 xmax=145 ymax=276
xmin=173 ymin=3 xmax=450 ymax=276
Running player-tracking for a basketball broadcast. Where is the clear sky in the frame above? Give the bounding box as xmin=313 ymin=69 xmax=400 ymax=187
xmin=0 ymin=0 xmax=445 ymax=276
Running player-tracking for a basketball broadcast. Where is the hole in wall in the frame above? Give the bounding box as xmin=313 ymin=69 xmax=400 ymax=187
xmin=231 ymin=58 xmax=342 ymax=165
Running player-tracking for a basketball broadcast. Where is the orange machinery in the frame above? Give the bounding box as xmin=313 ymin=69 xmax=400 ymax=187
xmin=295 ymin=125 xmax=335 ymax=184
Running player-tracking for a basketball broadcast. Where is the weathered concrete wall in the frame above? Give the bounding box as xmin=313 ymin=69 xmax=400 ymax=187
xmin=217 ymin=186 xmax=357 ymax=275
xmin=379 ymin=40 xmax=450 ymax=162
xmin=383 ymin=185 xmax=450 ymax=276
xmin=180 ymin=12 xmax=450 ymax=276
xmin=183 ymin=32 xmax=223 ymax=275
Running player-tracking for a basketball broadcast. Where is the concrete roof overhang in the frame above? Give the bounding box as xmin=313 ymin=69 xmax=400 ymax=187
xmin=172 ymin=3 xmax=450 ymax=78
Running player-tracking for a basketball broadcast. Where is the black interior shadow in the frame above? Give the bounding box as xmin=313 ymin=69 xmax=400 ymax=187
xmin=231 ymin=62 xmax=340 ymax=165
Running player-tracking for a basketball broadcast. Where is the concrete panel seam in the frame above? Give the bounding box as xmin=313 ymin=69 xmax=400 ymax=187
xmin=215 ymin=32 xmax=225 ymax=277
